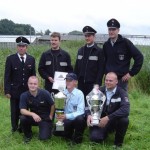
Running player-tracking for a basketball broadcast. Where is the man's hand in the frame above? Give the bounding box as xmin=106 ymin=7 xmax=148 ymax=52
xmin=31 ymin=113 xmax=41 ymax=122
xmin=5 ymin=94 xmax=11 ymax=99
xmin=99 ymin=116 xmax=109 ymax=128
xmin=122 ymin=73 xmax=131 ymax=82
xmin=48 ymin=77 xmax=54 ymax=83
xmin=87 ymin=115 xmax=93 ymax=127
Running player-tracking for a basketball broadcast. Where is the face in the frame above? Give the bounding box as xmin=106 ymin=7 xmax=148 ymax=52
xmin=17 ymin=45 xmax=27 ymax=56
xmin=105 ymin=73 xmax=118 ymax=90
xmin=50 ymin=36 xmax=60 ymax=50
xmin=84 ymin=34 xmax=95 ymax=45
xmin=108 ymin=28 xmax=119 ymax=40
xmin=66 ymin=79 xmax=77 ymax=90
xmin=28 ymin=77 xmax=39 ymax=92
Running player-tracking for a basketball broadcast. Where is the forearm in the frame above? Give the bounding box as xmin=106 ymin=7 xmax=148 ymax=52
xmin=20 ymin=109 xmax=34 ymax=117
xmin=49 ymin=105 xmax=55 ymax=119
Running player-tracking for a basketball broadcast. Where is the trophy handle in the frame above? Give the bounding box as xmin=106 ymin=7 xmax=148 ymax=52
xmin=51 ymin=92 xmax=55 ymax=101
xmin=86 ymin=96 xmax=90 ymax=106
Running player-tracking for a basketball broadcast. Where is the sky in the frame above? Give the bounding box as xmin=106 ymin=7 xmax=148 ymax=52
xmin=0 ymin=0 xmax=150 ymax=35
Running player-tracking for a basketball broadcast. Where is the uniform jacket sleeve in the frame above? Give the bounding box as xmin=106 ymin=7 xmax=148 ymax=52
xmin=108 ymin=88 xmax=130 ymax=120
xmin=126 ymin=39 xmax=144 ymax=76
xmin=38 ymin=52 xmax=50 ymax=80
xmin=96 ymin=48 xmax=105 ymax=85
xmin=4 ymin=56 xmax=12 ymax=94
xmin=64 ymin=51 xmax=73 ymax=72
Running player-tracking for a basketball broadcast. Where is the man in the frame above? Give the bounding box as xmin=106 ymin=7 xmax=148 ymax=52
xmin=54 ymin=73 xmax=86 ymax=144
xmin=103 ymin=18 xmax=143 ymax=91
xmin=38 ymin=32 xmax=73 ymax=93
xmin=4 ymin=36 xmax=36 ymax=133
xmin=87 ymin=72 xmax=130 ymax=148
xmin=74 ymin=26 xmax=105 ymax=105
xmin=20 ymin=76 xmax=55 ymax=143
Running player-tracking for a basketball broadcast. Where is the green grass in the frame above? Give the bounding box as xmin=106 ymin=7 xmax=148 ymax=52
xmin=0 ymin=91 xmax=150 ymax=150
xmin=0 ymin=41 xmax=150 ymax=149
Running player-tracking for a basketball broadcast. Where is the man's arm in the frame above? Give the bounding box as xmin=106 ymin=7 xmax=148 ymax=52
xmin=20 ymin=109 xmax=41 ymax=122
xmin=4 ymin=56 xmax=12 ymax=97
xmin=49 ymin=104 xmax=55 ymax=120
xmin=38 ymin=53 xmax=50 ymax=80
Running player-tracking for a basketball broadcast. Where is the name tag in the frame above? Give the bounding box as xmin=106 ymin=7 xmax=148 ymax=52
xmin=60 ymin=62 xmax=67 ymax=66
xmin=111 ymin=98 xmax=121 ymax=103
xmin=45 ymin=61 xmax=51 ymax=65
xmin=89 ymin=56 xmax=98 ymax=61
xmin=78 ymin=55 xmax=83 ymax=60
xmin=40 ymin=101 xmax=44 ymax=104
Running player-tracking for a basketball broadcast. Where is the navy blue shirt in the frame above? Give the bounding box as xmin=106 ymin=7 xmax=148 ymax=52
xmin=20 ymin=89 xmax=54 ymax=119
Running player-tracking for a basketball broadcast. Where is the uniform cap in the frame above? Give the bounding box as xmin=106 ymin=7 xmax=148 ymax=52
xmin=16 ymin=36 xmax=30 ymax=46
xmin=65 ymin=73 xmax=77 ymax=81
xmin=107 ymin=18 xmax=120 ymax=28
xmin=82 ymin=26 xmax=97 ymax=34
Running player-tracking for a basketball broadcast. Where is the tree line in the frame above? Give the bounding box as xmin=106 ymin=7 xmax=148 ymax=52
xmin=0 ymin=18 xmax=83 ymax=35
xmin=0 ymin=19 xmax=52 ymax=35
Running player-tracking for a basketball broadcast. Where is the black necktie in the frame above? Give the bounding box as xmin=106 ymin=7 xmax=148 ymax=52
xmin=21 ymin=56 xmax=24 ymax=66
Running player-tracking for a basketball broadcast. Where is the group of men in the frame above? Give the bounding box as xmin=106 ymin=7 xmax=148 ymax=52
xmin=4 ymin=18 xmax=143 ymax=148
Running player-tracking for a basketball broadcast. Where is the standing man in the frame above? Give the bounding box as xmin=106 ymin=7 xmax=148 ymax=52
xmin=38 ymin=32 xmax=73 ymax=93
xmin=54 ymin=73 xmax=86 ymax=144
xmin=87 ymin=72 xmax=130 ymax=148
xmin=20 ymin=76 xmax=55 ymax=143
xmin=74 ymin=26 xmax=105 ymax=105
xmin=4 ymin=36 xmax=36 ymax=133
xmin=103 ymin=18 xmax=143 ymax=91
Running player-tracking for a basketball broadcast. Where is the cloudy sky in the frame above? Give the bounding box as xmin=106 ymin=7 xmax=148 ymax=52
xmin=0 ymin=0 xmax=150 ymax=35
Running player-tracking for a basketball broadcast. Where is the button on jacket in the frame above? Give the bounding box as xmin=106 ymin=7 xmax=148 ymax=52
xmin=38 ymin=49 xmax=73 ymax=92
xmin=4 ymin=53 xmax=36 ymax=99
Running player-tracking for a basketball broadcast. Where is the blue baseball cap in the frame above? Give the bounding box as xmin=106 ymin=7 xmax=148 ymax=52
xmin=65 ymin=73 xmax=77 ymax=80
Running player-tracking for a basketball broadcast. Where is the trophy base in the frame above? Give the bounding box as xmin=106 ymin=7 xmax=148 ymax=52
xmin=91 ymin=119 xmax=99 ymax=126
xmin=56 ymin=124 xmax=64 ymax=131
xmin=56 ymin=121 xmax=64 ymax=131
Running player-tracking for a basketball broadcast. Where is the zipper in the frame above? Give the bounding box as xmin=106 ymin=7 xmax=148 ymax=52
xmin=84 ymin=47 xmax=93 ymax=83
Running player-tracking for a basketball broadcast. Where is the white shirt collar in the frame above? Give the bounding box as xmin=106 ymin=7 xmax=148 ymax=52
xmin=17 ymin=53 xmax=27 ymax=62
xmin=106 ymin=87 xmax=117 ymax=94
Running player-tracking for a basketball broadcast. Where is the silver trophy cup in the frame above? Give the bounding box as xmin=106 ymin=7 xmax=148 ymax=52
xmin=86 ymin=85 xmax=106 ymax=126
xmin=51 ymin=91 xmax=66 ymax=131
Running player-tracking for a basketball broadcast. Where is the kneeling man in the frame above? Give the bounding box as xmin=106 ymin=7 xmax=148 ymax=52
xmin=20 ymin=76 xmax=55 ymax=143
xmin=54 ymin=73 xmax=86 ymax=144
xmin=87 ymin=72 xmax=130 ymax=148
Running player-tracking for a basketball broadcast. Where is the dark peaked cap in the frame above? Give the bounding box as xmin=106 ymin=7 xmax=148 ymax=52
xmin=107 ymin=18 xmax=120 ymax=28
xmin=16 ymin=36 xmax=30 ymax=46
xmin=82 ymin=26 xmax=97 ymax=34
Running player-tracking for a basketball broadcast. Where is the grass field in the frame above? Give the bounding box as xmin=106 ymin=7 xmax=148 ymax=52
xmin=0 ymin=90 xmax=150 ymax=150
xmin=0 ymin=41 xmax=150 ymax=149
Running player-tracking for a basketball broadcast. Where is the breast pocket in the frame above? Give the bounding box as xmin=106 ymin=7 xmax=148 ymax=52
xmin=116 ymin=49 xmax=127 ymax=61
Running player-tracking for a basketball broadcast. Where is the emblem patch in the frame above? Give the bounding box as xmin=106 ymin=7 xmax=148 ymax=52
xmin=119 ymin=54 xmax=124 ymax=60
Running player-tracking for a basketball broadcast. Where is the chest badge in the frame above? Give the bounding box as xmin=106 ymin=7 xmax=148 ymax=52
xmin=119 ymin=54 xmax=124 ymax=60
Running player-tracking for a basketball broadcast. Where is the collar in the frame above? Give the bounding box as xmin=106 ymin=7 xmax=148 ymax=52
xmin=17 ymin=53 xmax=27 ymax=60
xmin=106 ymin=87 xmax=117 ymax=94
xmin=64 ymin=88 xmax=76 ymax=95
xmin=86 ymin=43 xmax=94 ymax=48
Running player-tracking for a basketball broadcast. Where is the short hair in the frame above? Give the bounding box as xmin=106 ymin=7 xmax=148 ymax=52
xmin=50 ymin=32 xmax=61 ymax=40
xmin=106 ymin=72 xmax=118 ymax=81
xmin=28 ymin=76 xmax=38 ymax=82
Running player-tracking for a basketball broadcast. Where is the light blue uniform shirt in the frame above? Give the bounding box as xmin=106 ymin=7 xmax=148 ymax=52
xmin=63 ymin=88 xmax=85 ymax=120
xmin=106 ymin=87 xmax=117 ymax=105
